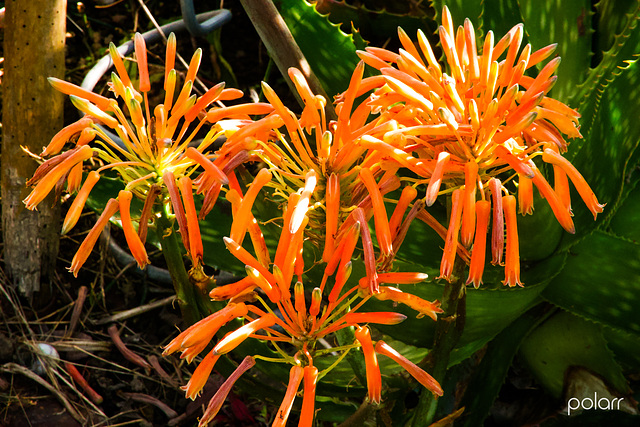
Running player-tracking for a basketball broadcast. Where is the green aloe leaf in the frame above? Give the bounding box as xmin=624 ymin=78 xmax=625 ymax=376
xmin=315 ymin=1 xmax=437 ymax=40
xmin=543 ymin=230 xmax=640 ymax=336
xmin=573 ymin=1 xmax=640 ymax=110
xmin=278 ymin=0 xmax=361 ymax=97
xmin=594 ymin=0 xmax=640 ymax=57
xmin=602 ymin=326 xmax=640 ymax=371
xmin=365 ymin=251 xmax=565 ymax=360
xmin=561 ymin=57 xmax=640 ymax=247
xmin=519 ymin=310 xmax=629 ymax=398
xmin=460 ymin=305 xmax=550 ymax=427
xmin=518 ymin=0 xmax=592 ymax=102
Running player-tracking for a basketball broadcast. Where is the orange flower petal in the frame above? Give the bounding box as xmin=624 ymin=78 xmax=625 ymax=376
xmin=164 ymin=33 xmax=176 ymax=89
xmin=439 ymin=188 xmax=464 ymax=280
xmin=62 ymin=171 xmax=100 ymax=235
xmin=466 ymin=200 xmax=491 ymax=288
xmin=343 ymin=311 xmax=407 ymax=326
xmin=209 ymin=277 xmax=256 ymax=301
xmin=199 ymin=356 xmax=255 ymax=427
xmin=502 ymin=195 xmax=522 ymax=287
xmin=69 ymin=198 xmax=119 ymax=277
xmin=178 ymin=177 xmax=203 ymax=263
xmin=322 ymin=172 xmax=340 ymax=262
xmin=299 ymin=365 xmax=319 ymax=427
xmin=183 ymin=47 xmax=202 ymax=85
xmin=290 ymin=169 xmax=317 ymax=234
xmin=542 ymin=148 xmax=604 ymax=219
xmin=134 ymin=33 xmax=150 ymax=92
xmin=359 ymin=168 xmax=393 ymax=256
xmin=375 ymin=287 xmax=442 ymax=321
xmin=48 ymin=78 xmax=111 ymax=111
xmin=185 ymin=147 xmax=228 ymax=185
xmin=118 ymin=190 xmax=150 ymax=269
xmin=66 ymin=162 xmax=83 ymax=194
xmin=389 ymin=186 xmax=418 ymax=239
xmin=488 ymin=178 xmax=505 ymax=265
xmin=24 ymin=145 xmax=93 ymax=210
xmin=272 ymin=366 xmax=304 ymax=427
xmin=552 ymin=163 xmax=572 ymax=212
xmin=224 ymin=237 xmax=277 ymax=285
xmin=181 ymin=350 xmax=220 ymax=400
xmin=531 ymin=166 xmax=575 ymax=233
xmin=184 ymin=82 xmax=225 ymax=123
xmin=229 ymin=168 xmax=272 ymax=244
xmin=425 ymin=151 xmax=451 ymax=206
xmin=375 ymin=340 xmax=443 ymax=396
xmin=352 ymin=208 xmax=379 ymax=294
xmin=213 ymin=313 xmax=277 ymax=355
xmin=206 ymin=102 xmax=275 ymax=124
xmin=41 ymin=117 xmax=93 ymax=157
xmin=460 ymin=161 xmax=478 ymax=248
xmin=163 ymin=171 xmax=190 ymax=252
xmin=109 ymin=42 xmax=133 ymax=89
xmin=355 ymin=326 xmax=382 ymax=404
xmin=518 ymin=174 xmax=534 ymax=215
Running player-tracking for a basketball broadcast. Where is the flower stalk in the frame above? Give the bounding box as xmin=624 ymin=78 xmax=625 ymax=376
xmin=156 ymin=207 xmax=201 ymax=326
xmin=412 ymin=258 xmax=467 ymax=426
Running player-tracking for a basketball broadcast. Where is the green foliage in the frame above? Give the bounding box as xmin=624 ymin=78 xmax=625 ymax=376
xmin=519 ymin=310 xmax=629 ymax=398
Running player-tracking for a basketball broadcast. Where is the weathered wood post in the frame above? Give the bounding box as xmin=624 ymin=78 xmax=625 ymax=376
xmin=2 ymin=1 xmax=67 ymax=299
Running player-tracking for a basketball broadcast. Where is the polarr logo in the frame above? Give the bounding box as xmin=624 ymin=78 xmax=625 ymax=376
xmin=567 ymin=393 xmax=624 ymax=415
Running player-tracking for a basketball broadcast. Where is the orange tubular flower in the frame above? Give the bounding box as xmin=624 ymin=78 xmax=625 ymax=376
xmin=181 ymin=351 xmax=221 ymax=400
xmin=353 ymin=6 xmax=601 ymax=286
xmin=118 ymin=190 xmax=150 ymax=269
xmin=355 ymin=326 xmax=382 ymax=404
xmin=213 ymin=313 xmax=277 ymax=355
xmin=273 ymin=366 xmax=305 ymax=427
xmin=25 ymin=32 xmax=272 ymax=275
xmin=166 ymin=172 xmax=441 ymax=425
xmin=68 ymin=199 xmax=119 ymax=277
xmin=299 ymin=366 xmax=319 ymax=427
xmin=374 ymin=286 xmax=443 ymax=321
xmin=375 ymin=340 xmax=443 ymax=397
xmin=440 ymin=188 xmax=464 ymax=281
xmin=467 ymin=200 xmax=491 ymax=288
xmin=503 ymin=195 xmax=522 ymax=287
xmin=199 ymin=356 xmax=256 ymax=427
xmin=62 ymin=170 xmax=100 ymax=235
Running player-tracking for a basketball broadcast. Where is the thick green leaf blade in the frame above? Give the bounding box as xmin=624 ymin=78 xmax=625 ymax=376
xmin=544 ymin=230 xmax=640 ymax=336
xmin=594 ymin=0 xmax=640 ymax=57
xmin=460 ymin=305 xmax=550 ymax=427
xmin=519 ymin=310 xmax=629 ymax=398
xmin=518 ymin=0 xmax=592 ymax=102
xmin=366 ymin=251 xmax=565 ymax=355
xmin=278 ymin=0 xmax=361 ymax=97
xmin=561 ymin=57 xmax=640 ymax=246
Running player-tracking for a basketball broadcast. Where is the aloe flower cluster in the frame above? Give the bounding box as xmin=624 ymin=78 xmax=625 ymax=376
xmin=356 ymin=7 xmax=604 ymax=287
xmin=25 ymin=6 xmax=603 ymax=426
xmin=25 ymin=33 xmax=273 ymax=277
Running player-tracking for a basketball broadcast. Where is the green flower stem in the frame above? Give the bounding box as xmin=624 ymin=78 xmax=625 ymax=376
xmin=155 ymin=209 xmax=200 ymax=326
xmin=411 ymin=258 xmax=467 ymax=426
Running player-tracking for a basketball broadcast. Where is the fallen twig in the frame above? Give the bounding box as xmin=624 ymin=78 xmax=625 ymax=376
xmin=122 ymin=392 xmax=179 ymax=418
xmin=64 ymin=361 xmax=104 ymax=404
xmin=108 ymin=325 xmax=152 ymax=370
xmin=68 ymin=286 xmax=88 ymax=337
xmin=95 ymin=296 xmax=176 ymax=325
xmin=148 ymin=355 xmax=179 ymax=388
xmin=0 ymin=362 xmax=84 ymax=424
